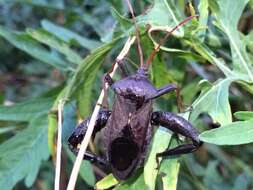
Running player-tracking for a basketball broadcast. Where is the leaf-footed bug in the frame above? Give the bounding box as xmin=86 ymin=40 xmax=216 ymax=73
xmin=68 ymin=0 xmax=202 ymax=180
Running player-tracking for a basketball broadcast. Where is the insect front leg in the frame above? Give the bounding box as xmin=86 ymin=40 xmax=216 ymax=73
xmin=102 ymin=59 xmax=129 ymax=86
xmin=151 ymin=111 xmax=203 ymax=160
xmin=68 ymin=109 xmax=111 ymax=165
xmin=149 ymin=84 xmax=177 ymax=100
xmin=148 ymin=84 xmax=183 ymax=112
xmin=117 ymin=59 xmax=129 ymax=77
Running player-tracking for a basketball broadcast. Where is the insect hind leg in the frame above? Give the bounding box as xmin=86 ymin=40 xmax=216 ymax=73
xmin=151 ymin=111 xmax=203 ymax=161
xmin=68 ymin=109 xmax=111 ymax=163
xmin=68 ymin=141 xmax=107 ymax=165
xmin=156 ymin=141 xmax=202 ymax=158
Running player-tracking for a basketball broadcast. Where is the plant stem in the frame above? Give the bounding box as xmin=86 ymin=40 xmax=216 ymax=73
xmin=54 ymin=99 xmax=64 ymax=190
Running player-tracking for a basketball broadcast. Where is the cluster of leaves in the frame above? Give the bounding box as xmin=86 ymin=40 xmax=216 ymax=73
xmin=0 ymin=0 xmax=253 ymax=190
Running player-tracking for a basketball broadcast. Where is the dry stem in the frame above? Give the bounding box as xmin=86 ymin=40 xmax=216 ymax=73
xmin=54 ymin=99 xmax=64 ymax=190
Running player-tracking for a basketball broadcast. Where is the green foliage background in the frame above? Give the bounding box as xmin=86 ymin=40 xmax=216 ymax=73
xmin=0 ymin=0 xmax=253 ymax=189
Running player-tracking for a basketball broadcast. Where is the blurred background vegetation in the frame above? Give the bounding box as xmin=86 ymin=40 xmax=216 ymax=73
xmin=0 ymin=0 xmax=253 ymax=190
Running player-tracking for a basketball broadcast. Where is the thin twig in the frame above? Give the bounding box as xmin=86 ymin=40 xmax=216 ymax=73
xmin=145 ymin=15 xmax=198 ymax=68
xmin=66 ymin=36 xmax=136 ymax=190
xmin=54 ymin=99 xmax=64 ymax=190
xmin=125 ymin=0 xmax=144 ymax=67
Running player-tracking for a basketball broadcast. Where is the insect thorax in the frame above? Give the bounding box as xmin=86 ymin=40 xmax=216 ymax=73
xmin=112 ymin=69 xmax=157 ymax=105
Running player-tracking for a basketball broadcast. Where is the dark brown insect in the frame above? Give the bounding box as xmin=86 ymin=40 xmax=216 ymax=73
xmin=68 ymin=1 xmax=202 ymax=181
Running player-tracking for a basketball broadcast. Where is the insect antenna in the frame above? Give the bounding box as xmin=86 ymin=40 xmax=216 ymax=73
xmin=145 ymin=15 xmax=198 ymax=69
xmin=125 ymin=0 xmax=144 ymax=68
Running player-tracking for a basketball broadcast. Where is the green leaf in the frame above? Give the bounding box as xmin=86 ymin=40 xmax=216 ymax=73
xmin=208 ymin=0 xmax=219 ymax=13
xmin=200 ymin=119 xmax=253 ymax=145
xmin=0 ymin=26 xmax=70 ymax=71
xmin=96 ymin=171 xmax=147 ymax=190
xmin=144 ymin=127 xmax=172 ymax=190
xmin=0 ymin=97 xmax=54 ymax=121
xmin=0 ymin=117 xmax=49 ymax=190
xmin=64 ymin=37 xmax=121 ymax=99
xmin=203 ymin=161 xmax=230 ymax=189
xmin=245 ymin=31 xmax=253 ymax=54
xmin=141 ymin=0 xmax=183 ymax=33
xmin=214 ymin=0 xmax=253 ymax=82
xmin=151 ymin=56 xmax=175 ymax=87
xmin=236 ymin=81 xmax=253 ymax=95
xmin=144 ymin=129 xmax=180 ymax=190
xmin=27 ymin=28 xmax=82 ymax=65
xmin=111 ymin=7 xmax=132 ymax=32
xmin=197 ymin=0 xmax=209 ymax=41
xmin=0 ymin=126 xmax=16 ymax=134
xmin=48 ymin=112 xmax=57 ymax=155
xmin=81 ymin=13 xmax=107 ymax=40
xmin=181 ymin=80 xmax=200 ymax=105
xmin=41 ymin=20 xmax=101 ymax=50
xmin=114 ymin=171 xmax=148 ymax=190
xmin=95 ymin=174 xmax=119 ymax=190
xmin=234 ymin=111 xmax=253 ymax=121
xmin=191 ymin=78 xmax=233 ymax=125
xmin=0 ymin=92 xmax=4 ymax=105
xmin=77 ymin=72 xmax=98 ymax=118
xmin=0 ymin=0 xmax=64 ymax=9
xmin=232 ymin=173 xmax=251 ymax=190
xmin=159 ymin=140 xmax=180 ymax=190
xmin=62 ymin=102 xmax=77 ymax=142
xmin=186 ymin=37 xmax=233 ymax=77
